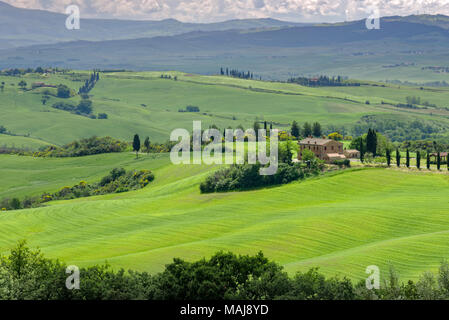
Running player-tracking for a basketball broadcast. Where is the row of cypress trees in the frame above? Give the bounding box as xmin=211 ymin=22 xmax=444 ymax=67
xmin=384 ymin=149 xmax=448 ymax=170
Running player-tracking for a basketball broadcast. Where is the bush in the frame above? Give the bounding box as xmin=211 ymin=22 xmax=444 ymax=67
xmin=35 ymin=136 xmax=128 ymax=157
xmin=200 ymin=161 xmax=323 ymax=193
xmin=98 ymin=113 xmax=108 ymax=119
xmin=179 ymin=105 xmax=200 ymax=112
xmin=333 ymin=159 xmax=350 ymax=167
xmin=57 ymin=84 xmax=71 ymax=98
xmin=0 ymin=168 xmax=155 ymax=211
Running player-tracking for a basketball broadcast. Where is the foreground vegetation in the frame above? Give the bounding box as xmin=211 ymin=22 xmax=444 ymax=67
xmin=3 ymin=242 xmax=449 ymax=300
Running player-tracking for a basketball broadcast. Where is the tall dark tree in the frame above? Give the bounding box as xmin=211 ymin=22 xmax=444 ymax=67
xmin=360 ymin=139 xmax=364 ymax=163
xmin=312 ymin=122 xmax=322 ymax=137
xmin=144 ymin=137 xmax=150 ymax=154
xmin=366 ymin=129 xmax=377 ymax=156
xmin=437 ymin=151 xmax=441 ymax=170
xmin=253 ymin=121 xmax=260 ymax=139
xmin=133 ymin=134 xmax=141 ymax=159
xmin=291 ymin=121 xmax=300 ymax=139
xmin=416 ymin=150 xmax=421 ymax=169
xmin=406 ymin=149 xmax=410 ymax=168
xmin=303 ymin=122 xmax=312 ymax=137
xmin=427 ymin=152 xmax=431 ymax=170
xmin=396 ymin=148 xmax=401 ymax=167
xmin=386 ymin=148 xmax=391 ymax=167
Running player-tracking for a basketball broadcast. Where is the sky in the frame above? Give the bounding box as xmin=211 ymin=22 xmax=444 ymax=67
xmin=3 ymin=0 xmax=449 ymax=23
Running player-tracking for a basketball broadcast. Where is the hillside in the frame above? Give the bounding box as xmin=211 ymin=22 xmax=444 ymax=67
xmin=1 ymin=152 xmax=449 ymax=281
xmin=1 ymin=70 xmax=449 ymax=148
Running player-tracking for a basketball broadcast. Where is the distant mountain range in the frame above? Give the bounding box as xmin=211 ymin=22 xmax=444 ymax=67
xmin=0 ymin=1 xmax=306 ymax=49
xmin=1 ymin=1 xmax=449 ymax=81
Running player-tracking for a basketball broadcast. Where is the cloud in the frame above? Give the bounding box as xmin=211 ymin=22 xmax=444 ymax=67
xmin=3 ymin=0 xmax=449 ymax=22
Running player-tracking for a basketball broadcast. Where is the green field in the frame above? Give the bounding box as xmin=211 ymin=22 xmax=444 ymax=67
xmin=2 ymin=71 xmax=449 ymax=147
xmin=1 ymin=69 xmax=449 ymax=284
xmin=1 ymin=152 xmax=449 ymax=282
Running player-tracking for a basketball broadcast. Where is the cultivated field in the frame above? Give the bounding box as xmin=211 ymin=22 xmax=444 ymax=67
xmin=1 ymin=152 xmax=449 ymax=281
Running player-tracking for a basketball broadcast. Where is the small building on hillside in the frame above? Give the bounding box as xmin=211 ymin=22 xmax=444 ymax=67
xmin=298 ymin=137 xmax=345 ymax=163
xmin=31 ymin=82 xmax=57 ymax=89
xmin=430 ymin=152 xmax=448 ymax=163
xmin=324 ymin=153 xmax=346 ymax=162
xmin=344 ymin=149 xmax=360 ymax=159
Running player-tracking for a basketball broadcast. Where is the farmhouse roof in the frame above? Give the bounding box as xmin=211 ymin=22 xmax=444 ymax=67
xmin=345 ymin=149 xmax=360 ymax=153
xmin=299 ymin=138 xmax=333 ymax=146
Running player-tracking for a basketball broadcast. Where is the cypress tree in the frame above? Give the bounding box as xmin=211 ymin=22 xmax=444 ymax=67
xmin=360 ymin=139 xmax=364 ymax=163
xmin=427 ymin=152 xmax=431 ymax=170
xmin=406 ymin=149 xmax=410 ymax=168
xmin=291 ymin=121 xmax=300 ymax=139
xmin=303 ymin=122 xmax=312 ymax=137
xmin=253 ymin=121 xmax=260 ymax=140
xmin=133 ymin=134 xmax=141 ymax=159
xmin=366 ymin=128 xmax=377 ymax=156
xmin=437 ymin=151 xmax=441 ymax=170
xmin=312 ymin=122 xmax=322 ymax=137
xmin=396 ymin=148 xmax=401 ymax=167
xmin=144 ymin=136 xmax=150 ymax=154
xmin=416 ymin=150 xmax=421 ymax=169
xmin=386 ymin=148 xmax=391 ymax=167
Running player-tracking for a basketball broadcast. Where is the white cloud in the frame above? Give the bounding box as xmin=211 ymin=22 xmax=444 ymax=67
xmin=3 ymin=0 xmax=449 ymax=22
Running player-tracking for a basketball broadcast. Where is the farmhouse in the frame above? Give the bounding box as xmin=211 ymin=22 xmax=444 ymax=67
xmin=31 ymin=82 xmax=57 ymax=89
xmin=298 ymin=137 xmax=345 ymax=163
xmin=344 ymin=149 xmax=360 ymax=159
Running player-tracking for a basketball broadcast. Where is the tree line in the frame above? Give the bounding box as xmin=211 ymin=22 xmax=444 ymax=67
xmin=220 ymin=67 xmax=255 ymax=80
xmin=287 ymin=75 xmax=360 ymax=87
xmin=3 ymin=241 xmax=449 ymax=300
xmin=290 ymin=121 xmax=322 ymax=139
xmin=78 ymin=71 xmax=100 ymax=94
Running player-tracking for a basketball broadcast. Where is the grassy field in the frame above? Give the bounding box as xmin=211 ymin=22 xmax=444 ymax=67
xmin=0 ymin=134 xmax=53 ymax=150
xmin=1 ymin=71 xmax=449 ymax=148
xmin=1 ymin=152 xmax=449 ymax=282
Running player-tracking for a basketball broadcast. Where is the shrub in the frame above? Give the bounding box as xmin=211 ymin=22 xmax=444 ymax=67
xmin=35 ymin=136 xmax=128 ymax=157
xmin=0 ymin=168 xmax=155 ymax=211
xmin=98 ymin=113 xmax=108 ymax=119
xmin=333 ymin=159 xmax=350 ymax=167
xmin=200 ymin=161 xmax=323 ymax=194
xmin=57 ymin=84 xmax=71 ymax=98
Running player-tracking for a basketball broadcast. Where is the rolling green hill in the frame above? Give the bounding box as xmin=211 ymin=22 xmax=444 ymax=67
xmin=1 ymin=70 xmax=449 ymax=148
xmin=1 ymin=152 xmax=449 ymax=282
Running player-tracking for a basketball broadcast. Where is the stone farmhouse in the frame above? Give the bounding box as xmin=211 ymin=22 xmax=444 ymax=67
xmin=298 ymin=138 xmax=346 ymax=163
